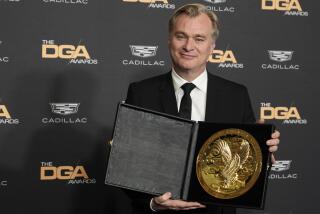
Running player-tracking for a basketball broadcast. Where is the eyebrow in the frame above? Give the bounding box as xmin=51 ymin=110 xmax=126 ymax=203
xmin=174 ymin=31 xmax=207 ymax=38
xmin=194 ymin=34 xmax=206 ymax=38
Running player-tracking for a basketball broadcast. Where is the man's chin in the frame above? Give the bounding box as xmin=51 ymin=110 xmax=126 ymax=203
xmin=179 ymin=64 xmax=198 ymax=70
xmin=174 ymin=66 xmax=198 ymax=74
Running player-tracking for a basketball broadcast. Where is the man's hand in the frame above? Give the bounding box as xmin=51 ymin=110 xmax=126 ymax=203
xmin=257 ymin=119 xmax=280 ymax=164
xmin=151 ymin=192 xmax=206 ymax=211
xmin=267 ymin=130 xmax=280 ymax=163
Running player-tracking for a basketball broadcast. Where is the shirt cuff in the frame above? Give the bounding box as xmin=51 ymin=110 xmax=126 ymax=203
xmin=150 ymin=198 xmax=158 ymax=212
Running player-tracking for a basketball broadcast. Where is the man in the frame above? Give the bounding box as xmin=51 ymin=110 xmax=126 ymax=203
xmin=125 ymin=3 xmax=279 ymax=214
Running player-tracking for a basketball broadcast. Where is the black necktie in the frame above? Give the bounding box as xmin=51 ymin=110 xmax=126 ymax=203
xmin=178 ymin=83 xmax=196 ymax=119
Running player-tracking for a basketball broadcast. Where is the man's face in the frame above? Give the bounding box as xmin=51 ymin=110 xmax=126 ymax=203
xmin=168 ymin=13 xmax=215 ymax=74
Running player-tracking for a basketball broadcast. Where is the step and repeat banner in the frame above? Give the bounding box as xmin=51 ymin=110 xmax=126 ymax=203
xmin=0 ymin=1 xmax=318 ymax=214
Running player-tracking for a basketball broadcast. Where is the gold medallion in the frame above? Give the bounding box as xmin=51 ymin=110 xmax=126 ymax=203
xmin=196 ymin=128 xmax=262 ymax=199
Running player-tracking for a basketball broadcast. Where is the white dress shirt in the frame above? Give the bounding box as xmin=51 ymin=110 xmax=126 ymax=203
xmin=171 ymin=68 xmax=208 ymax=121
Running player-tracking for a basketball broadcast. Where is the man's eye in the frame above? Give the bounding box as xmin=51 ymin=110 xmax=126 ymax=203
xmin=176 ymin=35 xmax=185 ymax=40
xmin=195 ymin=38 xmax=205 ymax=42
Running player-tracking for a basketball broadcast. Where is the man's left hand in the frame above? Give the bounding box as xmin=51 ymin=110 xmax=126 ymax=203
xmin=267 ymin=130 xmax=280 ymax=163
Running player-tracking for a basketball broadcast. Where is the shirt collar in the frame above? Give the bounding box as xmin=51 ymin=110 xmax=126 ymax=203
xmin=171 ymin=68 xmax=208 ymax=93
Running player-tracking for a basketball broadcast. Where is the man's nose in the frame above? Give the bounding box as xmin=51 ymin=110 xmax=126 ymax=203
xmin=183 ymin=38 xmax=194 ymax=51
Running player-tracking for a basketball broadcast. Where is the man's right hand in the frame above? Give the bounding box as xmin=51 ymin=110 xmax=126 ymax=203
xmin=151 ymin=192 xmax=206 ymax=211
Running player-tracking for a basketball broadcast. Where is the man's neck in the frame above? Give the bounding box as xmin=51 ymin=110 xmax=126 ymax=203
xmin=173 ymin=67 xmax=205 ymax=82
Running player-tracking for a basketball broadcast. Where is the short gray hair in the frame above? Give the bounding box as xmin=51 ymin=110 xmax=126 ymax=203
xmin=169 ymin=3 xmax=219 ymax=41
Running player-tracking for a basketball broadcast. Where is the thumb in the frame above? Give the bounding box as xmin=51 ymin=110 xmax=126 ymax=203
xmin=271 ymin=153 xmax=276 ymax=164
xmin=154 ymin=192 xmax=172 ymax=204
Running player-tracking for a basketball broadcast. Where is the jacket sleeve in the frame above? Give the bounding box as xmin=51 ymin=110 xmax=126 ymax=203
xmin=126 ymin=82 xmax=139 ymax=106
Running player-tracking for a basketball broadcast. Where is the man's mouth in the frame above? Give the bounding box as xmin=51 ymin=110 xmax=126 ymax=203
xmin=180 ymin=53 xmax=196 ymax=59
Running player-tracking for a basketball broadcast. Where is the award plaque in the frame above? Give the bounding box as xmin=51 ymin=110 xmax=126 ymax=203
xmin=105 ymin=103 xmax=274 ymax=209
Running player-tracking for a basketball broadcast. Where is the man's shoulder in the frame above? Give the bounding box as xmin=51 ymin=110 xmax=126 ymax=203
xmin=208 ymin=72 xmax=248 ymax=91
xmin=129 ymin=71 xmax=249 ymax=92
xmin=126 ymin=72 xmax=172 ymax=108
xmin=129 ymin=72 xmax=170 ymax=89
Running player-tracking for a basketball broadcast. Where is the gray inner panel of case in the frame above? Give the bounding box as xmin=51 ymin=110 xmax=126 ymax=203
xmin=106 ymin=106 xmax=193 ymax=198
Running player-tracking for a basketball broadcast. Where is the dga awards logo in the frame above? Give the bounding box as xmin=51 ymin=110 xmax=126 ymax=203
xmin=260 ymin=102 xmax=307 ymax=125
xmin=42 ymin=0 xmax=88 ymax=5
xmin=261 ymin=50 xmax=300 ymax=70
xmin=0 ymin=40 xmax=10 ymax=63
xmin=0 ymin=105 xmax=19 ymax=125
xmin=122 ymin=45 xmax=165 ymax=66
xmin=208 ymin=49 xmax=244 ymax=69
xmin=42 ymin=103 xmax=87 ymax=124
xmin=261 ymin=0 xmax=308 ymax=16
xmin=122 ymin=0 xmax=175 ymax=10
xmin=204 ymin=0 xmax=235 ymax=13
xmin=40 ymin=162 xmax=96 ymax=184
xmin=41 ymin=40 xmax=98 ymax=65
xmin=269 ymin=160 xmax=298 ymax=180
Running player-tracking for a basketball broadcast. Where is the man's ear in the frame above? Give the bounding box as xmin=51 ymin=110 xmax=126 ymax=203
xmin=211 ymin=43 xmax=216 ymax=52
xmin=168 ymin=36 xmax=172 ymax=47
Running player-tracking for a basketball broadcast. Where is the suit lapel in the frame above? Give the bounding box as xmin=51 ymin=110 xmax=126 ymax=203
xmin=160 ymin=72 xmax=179 ymax=116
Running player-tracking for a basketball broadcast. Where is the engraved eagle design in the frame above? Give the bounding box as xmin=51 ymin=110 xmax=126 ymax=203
xmin=205 ymin=138 xmax=250 ymax=188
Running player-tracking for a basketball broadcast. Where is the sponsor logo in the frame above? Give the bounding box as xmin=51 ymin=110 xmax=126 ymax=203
xmin=130 ymin=45 xmax=158 ymax=58
xmin=40 ymin=162 xmax=96 ymax=184
xmin=269 ymin=50 xmax=293 ymax=62
xmin=41 ymin=40 xmax=98 ymax=65
xmin=204 ymin=0 xmax=226 ymax=3
xmin=122 ymin=0 xmax=175 ymax=10
xmin=0 ymin=56 xmax=9 ymax=63
xmin=260 ymin=102 xmax=307 ymax=125
xmin=0 ymin=0 xmax=21 ymax=3
xmin=42 ymin=103 xmax=87 ymax=124
xmin=271 ymin=160 xmax=291 ymax=171
xmin=42 ymin=0 xmax=88 ymax=4
xmin=50 ymin=103 xmax=79 ymax=115
xmin=122 ymin=45 xmax=165 ymax=67
xmin=0 ymin=105 xmax=19 ymax=125
xmin=0 ymin=40 xmax=10 ymax=63
xmin=261 ymin=0 xmax=308 ymax=16
xmin=208 ymin=49 xmax=244 ymax=69
xmin=269 ymin=160 xmax=298 ymax=180
xmin=0 ymin=180 xmax=8 ymax=187
xmin=261 ymin=50 xmax=299 ymax=70
xmin=204 ymin=0 xmax=235 ymax=13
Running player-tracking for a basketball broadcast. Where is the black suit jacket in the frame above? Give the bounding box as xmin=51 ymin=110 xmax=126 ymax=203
xmin=125 ymin=71 xmax=256 ymax=214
